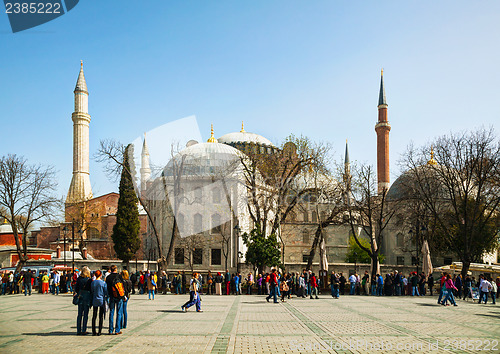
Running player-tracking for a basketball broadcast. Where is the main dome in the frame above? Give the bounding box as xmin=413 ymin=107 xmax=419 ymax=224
xmin=162 ymin=142 xmax=243 ymax=177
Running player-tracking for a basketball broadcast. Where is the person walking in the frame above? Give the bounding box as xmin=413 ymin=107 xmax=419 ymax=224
xmin=75 ymin=266 xmax=92 ymax=335
xmin=147 ymin=271 xmax=156 ymax=300
xmin=490 ymin=277 xmax=497 ymax=305
xmin=266 ymin=269 xmax=278 ymax=303
xmin=91 ymin=270 xmax=107 ymax=336
xmin=440 ymin=274 xmax=458 ymax=306
xmin=280 ymin=275 xmax=289 ymax=302
xmin=310 ymin=273 xmax=319 ymax=299
xmin=181 ymin=273 xmax=202 ymax=312
xmin=121 ymin=270 xmax=132 ymax=329
xmin=339 ymin=273 xmax=346 ymax=296
xmin=106 ymin=265 xmax=124 ymax=335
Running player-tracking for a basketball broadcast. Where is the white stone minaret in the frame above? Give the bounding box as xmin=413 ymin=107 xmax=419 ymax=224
xmin=140 ymin=133 xmax=151 ymax=195
xmin=66 ymin=61 xmax=93 ymax=204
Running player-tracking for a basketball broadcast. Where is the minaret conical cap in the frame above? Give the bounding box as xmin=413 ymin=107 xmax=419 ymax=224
xmin=75 ymin=60 xmax=88 ymax=94
xmin=378 ymin=68 xmax=387 ymax=106
xmin=142 ymin=132 xmax=150 ymax=155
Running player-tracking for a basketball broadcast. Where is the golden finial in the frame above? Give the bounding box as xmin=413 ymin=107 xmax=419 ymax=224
xmin=207 ymin=124 xmax=218 ymax=143
xmin=427 ymin=146 xmax=437 ymax=165
xmin=2 ymin=218 xmax=7 ymax=224
xmin=80 ymin=60 xmax=83 ymax=68
xmin=381 ymin=68 xmax=384 ymax=76
xmin=240 ymin=121 xmax=245 ymax=133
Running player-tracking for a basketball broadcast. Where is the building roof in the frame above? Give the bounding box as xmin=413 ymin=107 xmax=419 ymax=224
xmin=218 ymin=124 xmax=274 ymax=147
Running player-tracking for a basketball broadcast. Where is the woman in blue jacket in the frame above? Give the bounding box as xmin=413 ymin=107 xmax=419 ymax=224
xmin=91 ymin=270 xmax=107 ymax=336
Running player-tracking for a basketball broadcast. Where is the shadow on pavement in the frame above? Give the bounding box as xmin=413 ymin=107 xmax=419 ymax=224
xmin=157 ymin=310 xmax=183 ymax=313
xmin=23 ymin=331 xmax=76 ymax=336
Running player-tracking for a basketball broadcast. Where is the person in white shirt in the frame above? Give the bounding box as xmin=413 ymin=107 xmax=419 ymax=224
xmin=349 ymin=274 xmax=356 ymax=295
xmin=479 ymin=277 xmax=492 ymax=304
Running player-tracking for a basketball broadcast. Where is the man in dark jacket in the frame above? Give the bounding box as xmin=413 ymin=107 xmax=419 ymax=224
xmin=106 ymin=265 xmax=124 ymax=335
xmin=339 ymin=273 xmax=346 ymax=296
xmin=22 ymin=270 xmax=34 ymax=296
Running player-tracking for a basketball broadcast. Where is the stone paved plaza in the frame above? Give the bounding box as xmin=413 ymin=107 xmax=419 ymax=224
xmin=0 ymin=292 xmax=499 ymax=353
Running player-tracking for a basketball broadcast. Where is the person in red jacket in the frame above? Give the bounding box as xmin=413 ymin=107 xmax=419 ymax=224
xmin=310 ymin=273 xmax=319 ymax=299
xmin=266 ymin=269 xmax=278 ymax=303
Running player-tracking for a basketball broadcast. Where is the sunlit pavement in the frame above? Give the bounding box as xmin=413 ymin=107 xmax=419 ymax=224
xmin=0 ymin=292 xmax=498 ymax=353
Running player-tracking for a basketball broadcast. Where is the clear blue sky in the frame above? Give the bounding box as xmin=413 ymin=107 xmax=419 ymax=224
xmin=1 ymin=1 xmax=499 ymax=200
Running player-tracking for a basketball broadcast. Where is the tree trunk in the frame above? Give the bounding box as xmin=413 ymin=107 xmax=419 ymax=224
xmin=461 ymin=260 xmax=470 ymax=282
xmin=306 ymin=224 xmax=323 ymax=270
xmin=371 ymin=253 xmax=380 ymax=280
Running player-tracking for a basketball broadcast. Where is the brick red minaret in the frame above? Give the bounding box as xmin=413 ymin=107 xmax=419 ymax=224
xmin=375 ymin=69 xmax=391 ymax=194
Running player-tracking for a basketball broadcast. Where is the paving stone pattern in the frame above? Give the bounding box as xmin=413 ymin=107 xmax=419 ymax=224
xmin=0 ymin=292 xmax=499 ymax=353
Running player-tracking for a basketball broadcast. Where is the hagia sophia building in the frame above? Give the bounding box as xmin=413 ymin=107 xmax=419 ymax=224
xmin=1 ymin=62 xmax=460 ymax=272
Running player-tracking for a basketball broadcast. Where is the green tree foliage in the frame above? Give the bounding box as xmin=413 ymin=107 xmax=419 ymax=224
xmin=112 ymin=144 xmax=141 ymax=264
xmin=345 ymin=236 xmax=385 ymax=264
xmin=242 ymin=227 xmax=281 ymax=273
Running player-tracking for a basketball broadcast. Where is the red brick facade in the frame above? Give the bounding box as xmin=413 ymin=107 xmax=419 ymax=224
xmin=30 ymin=192 xmax=148 ymax=260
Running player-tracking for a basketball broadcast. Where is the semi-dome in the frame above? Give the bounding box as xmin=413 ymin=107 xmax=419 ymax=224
xmin=162 ymin=142 xmax=243 ymax=177
xmin=218 ymin=123 xmax=274 ymax=147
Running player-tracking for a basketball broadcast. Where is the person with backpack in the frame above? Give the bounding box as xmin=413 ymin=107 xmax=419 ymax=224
xmin=106 ymin=265 xmax=125 ymax=335
xmin=75 ymin=266 xmax=92 ymax=335
xmin=121 ymin=270 xmax=132 ymax=329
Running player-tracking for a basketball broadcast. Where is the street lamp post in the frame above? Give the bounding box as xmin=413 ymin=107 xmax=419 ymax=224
xmin=62 ymin=226 xmax=68 ymax=266
xmin=71 ymin=223 xmax=75 ymax=273
xmin=234 ymin=224 xmax=241 ymax=273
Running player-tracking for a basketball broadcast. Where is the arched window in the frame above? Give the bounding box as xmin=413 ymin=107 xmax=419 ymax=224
xmin=194 ymin=213 xmax=203 ymax=234
xmin=302 ymin=230 xmax=309 ymax=244
xmin=194 ymin=187 xmax=203 ymax=203
xmin=303 ymin=211 xmax=309 ymax=222
xmin=86 ymin=227 xmax=100 ymax=240
xmin=211 ymin=214 xmax=221 ymax=234
xmin=396 ymin=233 xmax=404 ymax=248
xmin=312 ymin=211 xmax=318 ymax=223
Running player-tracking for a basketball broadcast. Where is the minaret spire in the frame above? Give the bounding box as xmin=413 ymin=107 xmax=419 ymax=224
xmin=343 ymin=139 xmax=352 ymax=205
xmin=207 ymin=124 xmax=218 ymax=143
xmin=66 ymin=61 xmax=93 ymax=204
xmin=375 ymin=69 xmax=391 ymax=194
xmin=141 ymin=133 xmax=151 ymax=195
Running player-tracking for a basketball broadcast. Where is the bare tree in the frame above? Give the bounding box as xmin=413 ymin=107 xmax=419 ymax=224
xmin=345 ymin=163 xmax=397 ymax=279
xmin=0 ymin=154 xmax=60 ymax=273
xmin=96 ymin=140 xmax=165 ymax=270
xmin=239 ymin=136 xmax=329 ymax=237
xmin=400 ymin=128 xmax=500 ymax=279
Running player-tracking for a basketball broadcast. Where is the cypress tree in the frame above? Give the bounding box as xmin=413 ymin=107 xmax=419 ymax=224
xmin=112 ymin=144 xmax=141 ymax=266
